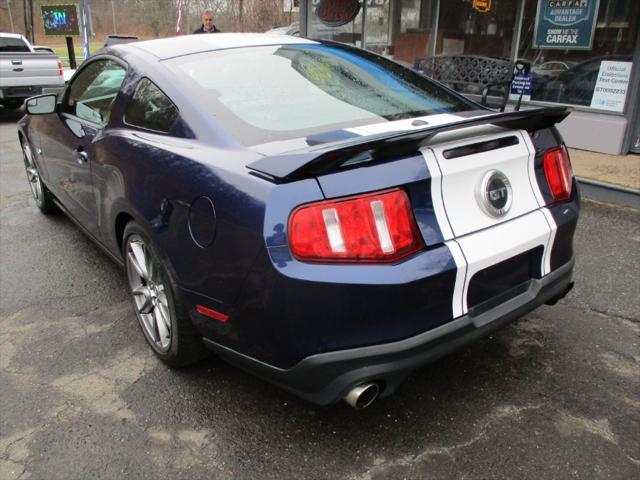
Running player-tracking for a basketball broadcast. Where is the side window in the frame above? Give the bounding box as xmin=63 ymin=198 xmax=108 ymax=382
xmin=66 ymin=59 xmax=126 ymax=126
xmin=125 ymin=79 xmax=179 ymax=134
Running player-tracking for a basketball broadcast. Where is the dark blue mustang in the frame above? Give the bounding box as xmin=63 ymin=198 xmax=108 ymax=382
xmin=18 ymin=34 xmax=579 ymax=408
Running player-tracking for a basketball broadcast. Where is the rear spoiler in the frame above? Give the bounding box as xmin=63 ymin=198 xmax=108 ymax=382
xmin=247 ymin=107 xmax=571 ymax=182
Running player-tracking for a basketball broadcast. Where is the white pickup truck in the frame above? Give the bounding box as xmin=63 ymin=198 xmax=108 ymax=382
xmin=0 ymin=33 xmax=65 ymax=109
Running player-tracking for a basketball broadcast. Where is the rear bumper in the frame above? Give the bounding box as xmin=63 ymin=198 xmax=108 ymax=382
xmin=203 ymin=257 xmax=574 ymax=405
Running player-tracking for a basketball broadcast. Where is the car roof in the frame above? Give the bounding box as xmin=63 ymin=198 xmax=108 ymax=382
xmin=124 ymin=33 xmax=318 ymax=60
xmin=0 ymin=32 xmax=25 ymax=39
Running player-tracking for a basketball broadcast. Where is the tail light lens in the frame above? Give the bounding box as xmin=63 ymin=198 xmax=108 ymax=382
xmin=543 ymin=145 xmax=573 ymax=202
xmin=57 ymin=61 xmax=63 ymax=78
xmin=288 ymin=188 xmax=424 ymax=264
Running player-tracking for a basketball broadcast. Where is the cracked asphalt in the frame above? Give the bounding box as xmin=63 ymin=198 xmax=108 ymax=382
xmin=1 ymin=107 xmax=639 ymax=480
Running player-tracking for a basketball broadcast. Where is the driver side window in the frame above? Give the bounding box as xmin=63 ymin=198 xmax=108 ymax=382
xmin=66 ymin=59 xmax=127 ymax=126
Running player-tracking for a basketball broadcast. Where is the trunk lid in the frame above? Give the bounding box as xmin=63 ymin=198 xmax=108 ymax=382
xmin=422 ymin=127 xmax=540 ymax=239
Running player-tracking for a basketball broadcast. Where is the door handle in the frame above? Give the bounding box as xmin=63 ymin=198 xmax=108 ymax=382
xmin=76 ymin=150 xmax=89 ymax=164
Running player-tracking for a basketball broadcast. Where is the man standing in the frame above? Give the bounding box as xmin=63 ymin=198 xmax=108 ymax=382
xmin=193 ymin=10 xmax=221 ymax=34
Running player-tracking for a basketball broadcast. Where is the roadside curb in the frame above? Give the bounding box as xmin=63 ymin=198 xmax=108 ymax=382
xmin=577 ymin=177 xmax=640 ymax=209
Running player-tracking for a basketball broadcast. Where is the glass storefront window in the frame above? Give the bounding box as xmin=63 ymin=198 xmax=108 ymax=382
xmin=307 ymin=0 xmax=364 ymax=47
xmin=303 ymin=0 xmax=639 ymax=153
xmin=520 ymin=0 xmax=638 ymax=113
xmin=436 ymin=0 xmax=516 ymax=58
xmin=364 ymin=1 xmax=391 ymax=54
xmin=399 ymin=0 xmax=421 ymax=33
xmin=428 ymin=0 xmax=517 ymax=98
xmin=305 ymin=1 xmax=638 ymax=114
xmin=392 ymin=0 xmax=434 ymax=67
xmin=308 ymin=1 xmax=434 ymax=68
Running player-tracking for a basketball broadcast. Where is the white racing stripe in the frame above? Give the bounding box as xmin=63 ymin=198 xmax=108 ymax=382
xmin=539 ymin=208 xmax=558 ymax=275
xmin=521 ymin=130 xmax=557 ymax=275
xmin=345 ymin=113 xmax=463 ymax=136
xmin=455 ymin=210 xmax=552 ymax=314
xmin=445 ymin=240 xmax=467 ymax=318
xmin=524 ymin=129 xmax=557 ymax=276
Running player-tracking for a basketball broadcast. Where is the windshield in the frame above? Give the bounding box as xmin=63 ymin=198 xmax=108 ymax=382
xmin=165 ymin=43 xmax=475 ymax=146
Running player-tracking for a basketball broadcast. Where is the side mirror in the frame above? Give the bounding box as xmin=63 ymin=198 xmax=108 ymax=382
xmin=25 ymin=94 xmax=57 ymax=115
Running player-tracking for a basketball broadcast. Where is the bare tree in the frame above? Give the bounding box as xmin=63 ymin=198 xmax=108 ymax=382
xmin=0 ymin=0 xmax=299 ymax=43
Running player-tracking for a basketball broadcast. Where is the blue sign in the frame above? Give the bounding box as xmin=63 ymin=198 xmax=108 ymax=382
xmin=510 ymin=73 xmax=532 ymax=101
xmin=534 ymin=0 xmax=600 ymax=50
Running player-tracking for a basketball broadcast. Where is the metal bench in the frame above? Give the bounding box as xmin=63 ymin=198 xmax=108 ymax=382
xmin=416 ymin=55 xmax=515 ymax=111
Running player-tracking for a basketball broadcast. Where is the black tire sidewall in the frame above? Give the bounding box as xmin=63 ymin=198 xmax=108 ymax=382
xmin=123 ymin=221 xmax=184 ymax=363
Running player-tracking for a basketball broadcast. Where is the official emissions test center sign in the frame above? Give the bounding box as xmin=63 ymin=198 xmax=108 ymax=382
xmin=590 ymin=61 xmax=633 ymax=113
xmin=534 ymin=0 xmax=600 ymax=50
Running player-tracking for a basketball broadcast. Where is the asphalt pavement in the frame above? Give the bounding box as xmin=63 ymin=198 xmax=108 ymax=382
xmin=1 ymin=107 xmax=639 ymax=480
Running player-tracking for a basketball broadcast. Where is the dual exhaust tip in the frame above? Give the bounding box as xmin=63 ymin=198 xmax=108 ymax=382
xmin=343 ymin=382 xmax=380 ymax=409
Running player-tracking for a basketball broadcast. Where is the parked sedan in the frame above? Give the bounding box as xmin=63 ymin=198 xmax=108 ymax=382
xmin=531 ymin=60 xmax=574 ymax=79
xmin=18 ymin=34 xmax=579 ymax=409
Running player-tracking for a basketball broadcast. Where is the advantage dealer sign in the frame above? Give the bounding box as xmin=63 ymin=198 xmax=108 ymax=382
xmin=534 ymin=0 xmax=600 ymax=50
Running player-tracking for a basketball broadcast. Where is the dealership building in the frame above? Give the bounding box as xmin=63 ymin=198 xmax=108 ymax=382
xmin=296 ymin=0 xmax=640 ymax=155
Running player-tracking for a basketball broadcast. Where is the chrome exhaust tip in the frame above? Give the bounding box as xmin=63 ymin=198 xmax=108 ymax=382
xmin=344 ymin=383 xmax=380 ymax=409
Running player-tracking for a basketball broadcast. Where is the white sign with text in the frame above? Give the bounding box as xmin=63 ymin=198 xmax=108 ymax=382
xmin=590 ymin=61 xmax=632 ymax=112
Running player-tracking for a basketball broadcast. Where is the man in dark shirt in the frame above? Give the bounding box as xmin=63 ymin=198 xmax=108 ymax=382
xmin=193 ymin=10 xmax=221 ymax=34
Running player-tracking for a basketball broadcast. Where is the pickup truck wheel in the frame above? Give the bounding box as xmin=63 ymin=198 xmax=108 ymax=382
xmin=21 ymin=139 xmax=57 ymax=214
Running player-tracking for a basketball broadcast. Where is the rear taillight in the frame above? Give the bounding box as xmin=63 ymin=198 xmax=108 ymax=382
xmin=57 ymin=61 xmax=63 ymax=78
xmin=543 ymin=145 xmax=573 ymax=202
xmin=288 ymin=188 xmax=424 ymax=263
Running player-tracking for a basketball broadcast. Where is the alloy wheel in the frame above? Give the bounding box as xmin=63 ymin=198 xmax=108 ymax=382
xmin=22 ymin=142 xmax=43 ymax=205
xmin=125 ymin=234 xmax=172 ymax=351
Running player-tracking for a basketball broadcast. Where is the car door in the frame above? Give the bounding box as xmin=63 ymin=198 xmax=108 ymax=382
xmin=39 ymin=58 xmax=127 ymax=238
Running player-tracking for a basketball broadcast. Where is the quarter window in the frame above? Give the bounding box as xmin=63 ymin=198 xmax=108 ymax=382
xmin=125 ymin=79 xmax=179 ymax=133
xmin=66 ymin=59 xmax=127 ymax=125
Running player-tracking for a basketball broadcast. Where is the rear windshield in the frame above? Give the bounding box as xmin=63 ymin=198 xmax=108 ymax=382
xmin=0 ymin=37 xmax=30 ymax=53
xmin=165 ymin=43 xmax=475 ymax=146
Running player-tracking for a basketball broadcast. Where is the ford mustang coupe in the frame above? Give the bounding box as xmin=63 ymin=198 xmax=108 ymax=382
xmin=18 ymin=34 xmax=579 ymax=409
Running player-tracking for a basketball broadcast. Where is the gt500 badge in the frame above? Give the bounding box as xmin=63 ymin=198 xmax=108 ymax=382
xmin=477 ymin=170 xmax=513 ymax=217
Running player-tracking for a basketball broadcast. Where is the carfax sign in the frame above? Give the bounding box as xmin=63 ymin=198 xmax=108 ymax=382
xmin=534 ymin=0 xmax=600 ymax=50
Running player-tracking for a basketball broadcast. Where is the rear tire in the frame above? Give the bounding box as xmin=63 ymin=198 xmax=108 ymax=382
xmin=21 ymin=139 xmax=58 ymax=214
xmin=123 ymin=221 xmax=207 ymax=367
